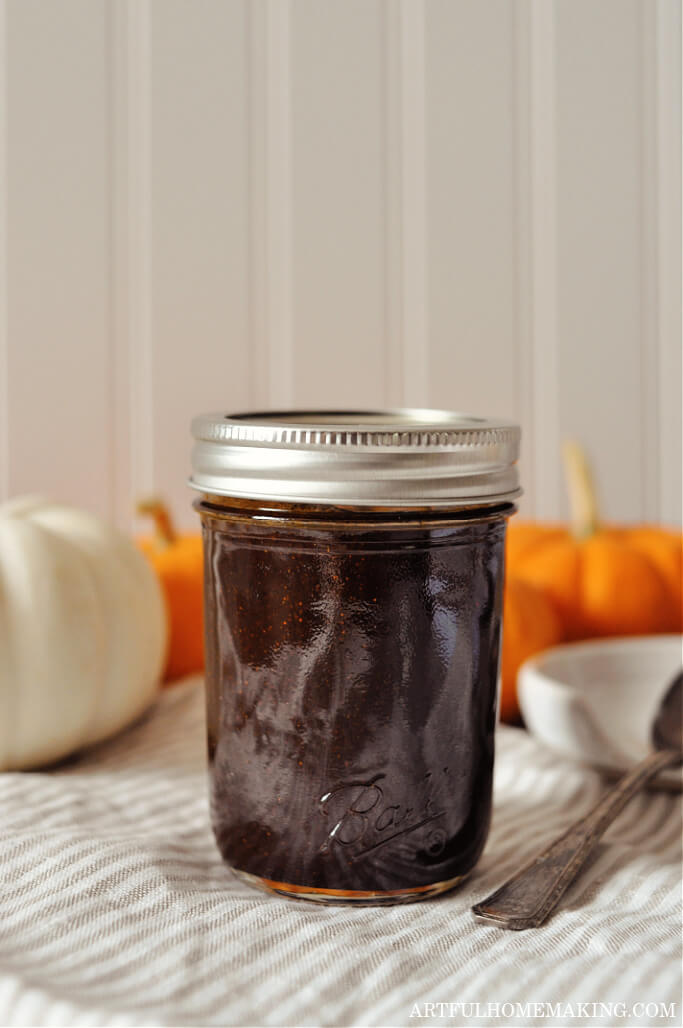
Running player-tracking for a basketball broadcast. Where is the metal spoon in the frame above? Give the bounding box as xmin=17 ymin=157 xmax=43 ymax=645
xmin=472 ymin=670 xmax=682 ymax=930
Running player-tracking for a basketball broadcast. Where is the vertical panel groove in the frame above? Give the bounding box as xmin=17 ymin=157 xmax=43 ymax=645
xmin=655 ymin=0 xmax=682 ymax=526
xmin=513 ymin=0 xmax=534 ymax=515
xmin=639 ymin=0 xmax=660 ymax=523
xmin=529 ymin=0 xmax=561 ymax=519
xmin=248 ymin=0 xmax=268 ymax=411
xmin=109 ymin=0 xmax=144 ymax=529
xmin=0 ymin=3 xmax=7 ymax=501
xmin=108 ymin=0 xmax=125 ymax=525
xmin=382 ymin=0 xmax=403 ymax=407
xmin=250 ymin=0 xmax=292 ymax=411
xmin=399 ymin=0 xmax=428 ymax=406
xmin=265 ymin=0 xmax=292 ymax=408
xmin=106 ymin=0 xmax=116 ymax=522
xmin=127 ymin=0 xmax=154 ymax=497
xmin=0 ymin=2 xmax=8 ymax=502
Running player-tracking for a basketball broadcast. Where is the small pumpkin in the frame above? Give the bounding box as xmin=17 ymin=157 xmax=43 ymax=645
xmin=0 ymin=497 xmax=167 ymax=771
xmin=507 ymin=442 xmax=682 ymax=639
xmin=137 ymin=499 xmax=204 ymax=682
xmin=500 ymin=577 xmax=564 ymax=723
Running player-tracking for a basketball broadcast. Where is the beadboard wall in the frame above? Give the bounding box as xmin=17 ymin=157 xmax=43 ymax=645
xmin=0 ymin=0 xmax=680 ymax=530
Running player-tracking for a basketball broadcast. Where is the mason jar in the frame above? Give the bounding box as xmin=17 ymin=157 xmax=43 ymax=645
xmin=190 ymin=410 xmax=520 ymax=905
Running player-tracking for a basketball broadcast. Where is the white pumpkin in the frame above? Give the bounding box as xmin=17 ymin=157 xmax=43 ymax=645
xmin=0 ymin=497 xmax=167 ymax=770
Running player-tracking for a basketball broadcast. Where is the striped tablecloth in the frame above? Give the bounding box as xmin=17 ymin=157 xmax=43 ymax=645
xmin=0 ymin=678 xmax=680 ymax=1028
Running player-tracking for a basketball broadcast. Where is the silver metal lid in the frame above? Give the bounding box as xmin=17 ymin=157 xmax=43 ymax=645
xmin=190 ymin=409 xmax=521 ymax=508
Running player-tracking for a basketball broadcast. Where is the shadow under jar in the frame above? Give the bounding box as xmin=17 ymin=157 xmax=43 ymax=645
xmin=190 ymin=410 xmax=521 ymax=905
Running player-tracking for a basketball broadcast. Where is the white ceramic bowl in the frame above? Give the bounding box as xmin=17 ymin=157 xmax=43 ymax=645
xmin=518 ymin=635 xmax=683 ymax=790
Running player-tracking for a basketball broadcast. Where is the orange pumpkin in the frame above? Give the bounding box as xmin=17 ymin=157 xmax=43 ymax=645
xmin=500 ymin=577 xmax=564 ymax=723
xmin=507 ymin=443 xmax=682 ymax=640
xmin=137 ymin=499 xmax=204 ymax=683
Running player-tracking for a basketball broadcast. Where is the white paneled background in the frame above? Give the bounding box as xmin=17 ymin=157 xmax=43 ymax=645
xmin=0 ymin=0 xmax=680 ymax=530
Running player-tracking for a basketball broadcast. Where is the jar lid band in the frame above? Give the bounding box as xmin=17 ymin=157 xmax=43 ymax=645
xmin=190 ymin=409 xmax=521 ymax=508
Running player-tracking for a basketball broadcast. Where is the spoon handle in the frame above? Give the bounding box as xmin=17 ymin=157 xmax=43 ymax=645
xmin=472 ymin=748 xmax=679 ymax=930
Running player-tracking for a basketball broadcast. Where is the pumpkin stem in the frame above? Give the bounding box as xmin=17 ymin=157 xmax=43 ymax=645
xmin=563 ymin=440 xmax=600 ymax=540
xmin=137 ymin=498 xmax=177 ymax=547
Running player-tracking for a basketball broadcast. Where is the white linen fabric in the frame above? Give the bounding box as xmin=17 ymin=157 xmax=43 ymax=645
xmin=0 ymin=678 xmax=680 ymax=1028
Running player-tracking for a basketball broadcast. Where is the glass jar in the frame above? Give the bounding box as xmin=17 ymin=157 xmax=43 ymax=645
xmin=190 ymin=410 xmax=520 ymax=905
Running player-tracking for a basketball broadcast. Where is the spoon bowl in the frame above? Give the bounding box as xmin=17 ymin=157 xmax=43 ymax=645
xmin=652 ymin=670 xmax=683 ymax=753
